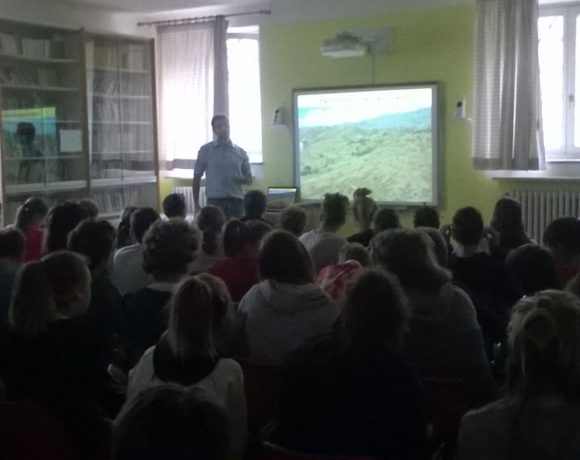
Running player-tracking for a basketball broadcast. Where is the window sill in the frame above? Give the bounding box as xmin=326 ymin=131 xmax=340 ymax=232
xmin=485 ymin=162 xmax=580 ymax=181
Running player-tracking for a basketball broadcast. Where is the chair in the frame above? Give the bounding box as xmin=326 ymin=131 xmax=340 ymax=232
xmin=236 ymin=358 xmax=287 ymax=436
xmin=256 ymin=441 xmax=375 ymax=460
xmin=422 ymin=378 xmax=472 ymax=459
xmin=0 ymin=402 xmax=81 ymax=460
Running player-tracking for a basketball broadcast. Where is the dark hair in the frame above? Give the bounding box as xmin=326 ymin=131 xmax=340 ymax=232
xmin=223 ymin=219 xmax=272 ymax=258
xmin=414 ymin=206 xmax=440 ymax=229
xmin=163 ymin=193 xmax=187 ymax=219
xmin=420 ymin=227 xmax=449 ymax=268
xmin=15 ymin=197 xmax=48 ymax=230
xmin=338 ymin=242 xmax=370 ymax=266
xmin=68 ymin=219 xmax=116 ymax=270
xmin=452 ymin=206 xmax=484 ymax=246
xmin=211 ymin=114 xmax=228 ymax=129
xmin=373 ymin=208 xmax=400 ymax=233
xmin=243 ymin=190 xmax=267 ymax=220
xmin=352 ymin=188 xmax=377 ymax=229
xmin=112 ymin=385 xmax=229 ymax=460
xmin=371 ymin=228 xmax=451 ymax=293
xmin=196 ymin=273 xmax=232 ymax=329
xmin=543 ymin=217 xmax=580 ymax=256
xmin=46 ymin=201 xmax=89 ymax=253
xmin=321 ymin=193 xmax=349 ymax=228
xmin=143 ymin=219 xmax=200 ymax=279
xmin=131 ymin=207 xmax=161 ymax=244
xmin=506 ymin=244 xmax=562 ymax=295
xmin=259 ymin=230 xmax=314 ymax=285
xmin=78 ymin=199 xmax=99 ymax=219
xmin=116 ymin=206 xmax=138 ymax=249
xmin=491 ymin=197 xmax=529 ymax=250
xmin=280 ymin=205 xmax=307 ymax=236
xmin=0 ymin=228 xmax=26 ymax=260
xmin=196 ymin=206 xmax=226 ymax=256
xmin=344 ymin=269 xmax=410 ymax=347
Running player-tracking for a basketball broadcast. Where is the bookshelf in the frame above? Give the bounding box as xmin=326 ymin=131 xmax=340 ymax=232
xmin=0 ymin=21 xmax=159 ymax=224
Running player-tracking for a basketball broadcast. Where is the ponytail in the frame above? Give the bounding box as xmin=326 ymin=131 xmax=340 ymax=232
xmin=9 ymin=261 xmax=55 ymax=338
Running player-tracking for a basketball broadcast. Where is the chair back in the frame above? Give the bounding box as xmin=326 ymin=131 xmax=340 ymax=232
xmin=257 ymin=441 xmax=375 ymax=460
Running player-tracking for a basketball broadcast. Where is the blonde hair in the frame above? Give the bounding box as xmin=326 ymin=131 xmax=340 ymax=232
xmin=9 ymin=251 xmax=91 ymax=338
xmin=168 ymin=277 xmax=216 ymax=359
xmin=507 ymin=290 xmax=580 ymax=402
xmin=352 ymin=188 xmax=377 ymax=229
xmin=195 ymin=273 xmax=232 ymax=328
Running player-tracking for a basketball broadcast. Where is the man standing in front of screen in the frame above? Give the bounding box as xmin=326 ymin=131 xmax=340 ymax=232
xmin=193 ymin=115 xmax=253 ymax=219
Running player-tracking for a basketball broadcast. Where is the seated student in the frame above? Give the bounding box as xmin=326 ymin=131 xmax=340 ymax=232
xmin=113 ymin=207 xmax=160 ymax=295
xmin=116 ymin=206 xmax=138 ymax=250
xmin=506 ymin=243 xmax=562 ymax=296
xmin=414 ymin=205 xmax=440 ymax=229
xmin=210 ymin=219 xmax=272 ymax=302
xmin=45 ymin=201 xmax=88 ymax=253
xmin=1 ymin=251 xmax=122 ymax=456
xmin=371 ymin=229 xmax=498 ymax=405
xmin=125 ymin=277 xmax=246 ymax=459
xmin=543 ymin=217 xmax=580 ymax=285
xmin=240 ymin=189 xmax=270 ymax=224
xmin=490 ymin=196 xmax=531 ymax=260
xmin=347 ymin=187 xmax=377 ymax=247
xmin=300 ymin=193 xmax=349 ymax=274
xmin=14 ymin=197 xmax=48 ymax=262
xmin=190 ymin=205 xmax=226 ymax=275
xmin=0 ymin=228 xmax=25 ymax=336
xmin=280 ymin=270 xmax=429 ymax=460
xmin=78 ymin=198 xmax=99 ymax=219
xmin=113 ymin=385 xmax=230 ymax=460
xmin=450 ymin=207 xmax=522 ymax=343
xmin=124 ymin=220 xmax=200 ymax=356
xmin=238 ymin=230 xmax=339 ymax=366
xmin=162 ymin=193 xmax=187 ymax=219
xmin=68 ymin=219 xmax=124 ymax=359
xmin=421 ymin=226 xmax=450 ymax=268
xmin=280 ymin=205 xmax=307 ymax=236
xmin=372 ymin=207 xmax=401 ymax=234
xmin=457 ymin=291 xmax=580 ymax=460
xmin=317 ymin=242 xmax=370 ymax=301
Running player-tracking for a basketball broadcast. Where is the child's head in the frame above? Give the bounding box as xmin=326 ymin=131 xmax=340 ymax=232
xmin=195 ymin=273 xmax=232 ymax=328
xmin=352 ymin=188 xmax=377 ymax=230
xmin=168 ymin=276 xmax=215 ymax=359
xmin=131 ymin=207 xmax=161 ymax=244
xmin=414 ymin=206 xmax=440 ymax=229
xmin=116 ymin=206 xmax=138 ymax=248
xmin=15 ymin=197 xmax=49 ymax=230
xmin=321 ymin=193 xmax=349 ymax=230
xmin=143 ymin=220 xmax=200 ymax=281
xmin=243 ymin=190 xmax=267 ymax=220
xmin=258 ymin=230 xmax=314 ymax=285
xmin=196 ymin=206 xmax=226 ymax=256
xmin=338 ymin=242 xmax=370 ymax=266
xmin=280 ymin=205 xmax=307 ymax=236
xmin=163 ymin=193 xmax=187 ymax=219
xmin=506 ymin=243 xmax=562 ymax=296
xmin=0 ymin=228 xmax=26 ymax=261
xmin=543 ymin=217 xmax=580 ymax=265
xmin=452 ymin=206 xmax=484 ymax=247
xmin=46 ymin=201 xmax=89 ymax=253
xmin=223 ymin=219 xmax=272 ymax=260
xmin=372 ymin=208 xmax=400 ymax=234
xmin=78 ymin=199 xmax=99 ymax=219
xmin=9 ymin=251 xmax=91 ymax=338
xmin=68 ymin=219 xmax=116 ymax=270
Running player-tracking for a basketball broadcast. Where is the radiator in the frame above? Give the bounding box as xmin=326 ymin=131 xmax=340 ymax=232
xmin=508 ymin=190 xmax=580 ymax=243
xmin=172 ymin=186 xmax=205 ymax=214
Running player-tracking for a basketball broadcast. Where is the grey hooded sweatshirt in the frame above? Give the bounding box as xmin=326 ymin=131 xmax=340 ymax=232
xmin=238 ymin=279 xmax=340 ymax=366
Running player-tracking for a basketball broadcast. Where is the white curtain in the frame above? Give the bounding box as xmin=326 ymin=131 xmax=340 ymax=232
xmin=157 ymin=17 xmax=229 ymax=171
xmin=472 ymin=0 xmax=545 ymax=170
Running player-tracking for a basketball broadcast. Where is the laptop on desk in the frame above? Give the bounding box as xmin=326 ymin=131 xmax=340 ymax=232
xmin=265 ymin=187 xmax=298 ymax=213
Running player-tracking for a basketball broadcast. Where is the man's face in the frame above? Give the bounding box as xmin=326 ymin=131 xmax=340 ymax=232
xmin=213 ymin=118 xmax=230 ymax=140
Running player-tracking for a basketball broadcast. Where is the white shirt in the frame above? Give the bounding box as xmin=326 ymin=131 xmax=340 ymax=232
xmin=112 ymin=244 xmax=152 ymax=296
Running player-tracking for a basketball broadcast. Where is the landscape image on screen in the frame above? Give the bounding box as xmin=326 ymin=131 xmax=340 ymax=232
xmin=295 ymin=86 xmax=436 ymax=204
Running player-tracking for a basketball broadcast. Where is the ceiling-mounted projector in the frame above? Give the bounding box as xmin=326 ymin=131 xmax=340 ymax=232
xmin=321 ymin=32 xmax=368 ymax=58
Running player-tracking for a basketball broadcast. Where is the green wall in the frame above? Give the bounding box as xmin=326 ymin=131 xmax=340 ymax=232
xmin=163 ymin=4 xmax=580 ymax=232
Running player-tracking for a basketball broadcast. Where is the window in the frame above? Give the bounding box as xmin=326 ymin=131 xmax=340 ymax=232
xmin=227 ymin=29 xmax=263 ymax=163
xmin=539 ymin=7 xmax=580 ymax=159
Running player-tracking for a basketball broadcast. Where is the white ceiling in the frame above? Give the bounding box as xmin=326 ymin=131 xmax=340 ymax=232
xmin=63 ymin=0 xmax=262 ymax=13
